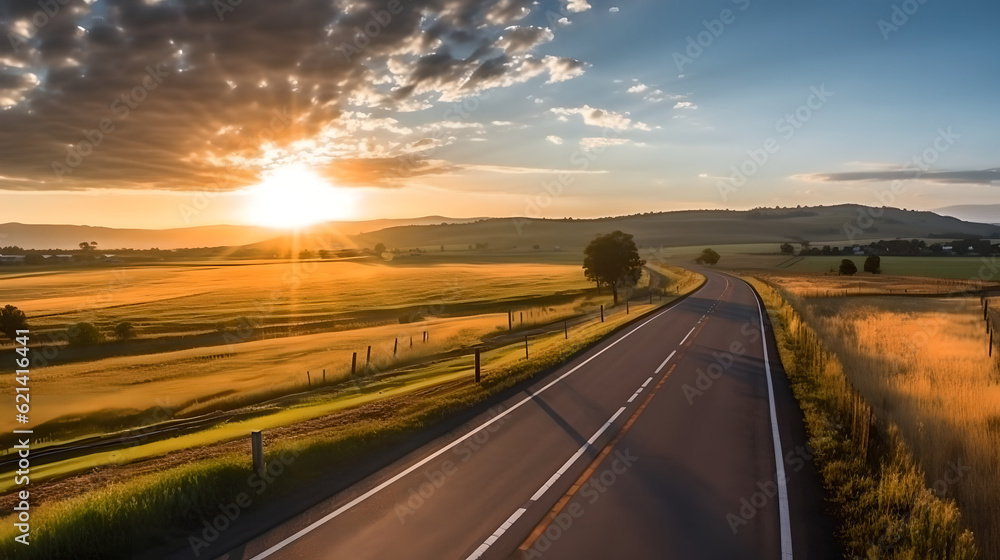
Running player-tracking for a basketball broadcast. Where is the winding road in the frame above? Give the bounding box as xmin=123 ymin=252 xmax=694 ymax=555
xmin=209 ymin=270 xmax=840 ymax=560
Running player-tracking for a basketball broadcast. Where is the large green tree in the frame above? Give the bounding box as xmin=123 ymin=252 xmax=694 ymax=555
xmin=864 ymin=255 xmax=881 ymax=274
xmin=695 ymin=248 xmax=721 ymax=266
xmin=839 ymin=259 xmax=858 ymax=276
xmin=583 ymin=231 xmax=645 ymax=305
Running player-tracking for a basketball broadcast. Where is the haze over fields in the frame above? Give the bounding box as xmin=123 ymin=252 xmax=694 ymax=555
xmin=2 ymin=205 xmax=997 ymax=251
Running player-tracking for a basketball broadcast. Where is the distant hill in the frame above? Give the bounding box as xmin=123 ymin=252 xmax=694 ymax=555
xmin=0 ymin=216 xmax=478 ymax=250
xmin=935 ymin=204 xmax=1000 ymax=226
xmin=349 ymin=205 xmax=1000 ymax=252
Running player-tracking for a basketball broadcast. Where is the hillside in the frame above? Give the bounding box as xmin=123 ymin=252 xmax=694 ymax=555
xmin=0 ymin=216 xmax=479 ymax=250
xmin=935 ymin=204 xmax=1000 ymax=226
xmin=350 ymin=205 xmax=1000 ymax=252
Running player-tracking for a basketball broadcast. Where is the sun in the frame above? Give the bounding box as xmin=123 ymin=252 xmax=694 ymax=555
xmin=244 ymin=165 xmax=357 ymax=229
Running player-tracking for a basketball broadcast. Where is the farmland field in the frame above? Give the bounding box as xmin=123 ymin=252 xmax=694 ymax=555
xmin=0 ymin=259 xmax=596 ymax=338
xmin=762 ymin=274 xmax=1000 ymax=557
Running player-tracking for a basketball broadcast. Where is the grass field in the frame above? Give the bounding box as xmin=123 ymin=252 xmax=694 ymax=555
xmin=760 ymin=274 xmax=999 ymax=557
xmin=0 ymin=260 xmax=603 ymax=438
xmin=0 ymin=260 xmax=695 ymax=489
xmin=0 ymin=260 xmax=597 ymax=338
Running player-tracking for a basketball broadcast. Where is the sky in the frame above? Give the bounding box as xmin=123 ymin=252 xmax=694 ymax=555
xmin=0 ymin=0 xmax=997 ymax=229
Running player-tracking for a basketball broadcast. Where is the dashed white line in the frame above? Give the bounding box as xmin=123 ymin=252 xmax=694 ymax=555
xmin=641 ymin=376 xmax=653 ymax=388
xmin=654 ymin=351 xmax=676 ymax=374
xmin=679 ymin=326 xmax=697 ymax=346
xmin=528 ymin=407 xmax=626 ymax=502
xmin=465 ymin=508 xmax=527 ymax=559
xmin=470 ymin=406 xmax=628 ymax=559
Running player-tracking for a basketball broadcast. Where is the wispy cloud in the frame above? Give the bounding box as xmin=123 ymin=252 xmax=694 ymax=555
xmin=797 ymin=168 xmax=1000 ymax=185
xmin=549 ymin=105 xmax=650 ymax=131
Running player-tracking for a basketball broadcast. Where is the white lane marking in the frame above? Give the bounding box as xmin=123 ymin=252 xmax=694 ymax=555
xmin=470 ymin=406 xmax=627 ymax=559
xmin=746 ymin=280 xmax=794 ymax=560
xmin=641 ymin=376 xmax=654 ymax=388
xmin=679 ymin=326 xmax=697 ymax=346
xmin=654 ymin=351 xmax=676 ymax=374
xmin=246 ymin=298 xmax=689 ymax=559
xmin=465 ymin=508 xmax=527 ymax=559
xmin=528 ymin=407 xmax=626 ymax=502
xmin=627 ymin=388 xmax=642 ymax=403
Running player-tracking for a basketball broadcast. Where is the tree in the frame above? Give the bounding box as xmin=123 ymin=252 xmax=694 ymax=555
xmin=373 ymin=243 xmax=387 ymax=255
xmin=68 ymin=322 xmax=104 ymax=346
xmin=79 ymin=241 xmax=97 ymax=251
xmin=695 ymin=248 xmax=721 ymax=265
xmin=298 ymin=249 xmax=313 ymax=259
xmin=114 ymin=321 xmax=135 ymax=341
xmin=582 ymin=231 xmax=645 ymax=305
xmin=863 ymin=255 xmax=881 ymax=274
xmin=839 ymin=259 xmax=858 ymax=276
xmin=779 ymin=243 xmax=795 ymax=255
xmin=0 ymin=305 xmax=28 ymax=341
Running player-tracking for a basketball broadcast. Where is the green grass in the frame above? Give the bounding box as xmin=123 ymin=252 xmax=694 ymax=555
xmin=775 ymin=256 xmax=996 ymax=279
xmin=745 ymin=276 xmax=978 ymax=559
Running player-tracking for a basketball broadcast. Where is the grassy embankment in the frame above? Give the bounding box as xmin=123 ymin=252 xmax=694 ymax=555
xmin=745 ymin=276 xmax=980 ymax=559
xmin=0 ymin=266 xmax=703 ymax=559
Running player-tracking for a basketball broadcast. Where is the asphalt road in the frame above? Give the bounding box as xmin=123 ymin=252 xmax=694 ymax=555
xmin=217 ymin=271 xmax=839 ymax=560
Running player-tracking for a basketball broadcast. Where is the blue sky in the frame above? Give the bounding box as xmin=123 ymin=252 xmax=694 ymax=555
xmin=0 ymin=0 xmax=996 ymax=227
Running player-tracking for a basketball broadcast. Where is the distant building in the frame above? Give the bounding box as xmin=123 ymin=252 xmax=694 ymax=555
xmin=0 ymin=254 xmax=26 ymax=264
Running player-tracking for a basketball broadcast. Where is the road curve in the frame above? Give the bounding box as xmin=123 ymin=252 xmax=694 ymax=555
xmin=209 ymin=270 xmax=839 ymax=560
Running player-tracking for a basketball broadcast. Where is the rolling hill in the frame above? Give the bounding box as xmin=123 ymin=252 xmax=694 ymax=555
xmin=0 ymin=217 xmax=479 ymax=250
xmin=350 ymin=205 xmax=1000 ymax=252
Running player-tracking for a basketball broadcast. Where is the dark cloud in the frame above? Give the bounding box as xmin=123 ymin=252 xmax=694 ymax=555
xmin=802 ymin=168 xmax=1000 ymax=185
xmin=0 ymin=0 xmax=584 ymax=192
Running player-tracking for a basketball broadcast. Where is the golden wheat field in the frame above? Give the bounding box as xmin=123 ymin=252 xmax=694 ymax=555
xmin=0 ymin=261 xmax=608 ymax=437
xmin=785 ymin=287 xmax=1000 ymax=558
xmin=0 ymin=260 xmax=594 ymax=337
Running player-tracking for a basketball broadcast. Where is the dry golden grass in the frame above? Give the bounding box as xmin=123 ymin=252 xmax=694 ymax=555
xmin=0 ymin=261 xmax=665 ymax=443
xmin=0 ymin=260 xmax=593 ymax=337
xmin=768 ymin=276 xmax=1000 ymax=557
xmin=757 ymin=272 xmax=992 ymax=298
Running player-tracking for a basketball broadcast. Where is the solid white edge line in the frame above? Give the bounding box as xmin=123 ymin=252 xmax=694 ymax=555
xmin=679 ymin=326 xmax=696 ymax=346
xmin=746 ymin=279 xmax=794 ymax=560
xmin=246 ymin=299 xmax=688 ymax=559
xmin=654 ymin=351 xmax=676 ymax=374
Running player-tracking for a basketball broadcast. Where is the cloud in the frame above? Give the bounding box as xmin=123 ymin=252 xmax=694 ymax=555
xmin=673 ymin=101 xmax=697 ymax=109
xmin=496 ymin=26 xmax=554 ymax=54
xmin=546 ymin=135 xmax=564 ymax=145
xmin=459 ymin=163 xmax=607 ymax=174
xmin=0 ymin=0 xmax=587 ymax=192
xmin=580 ymin=137 xmax=631 ymax=150
xmin=626 ymin=83 xmax=648 ymax=94
xmin=797 ymin=168 xmax=1000 ymax=185
xmin=609 ymin=7 xmax=621 ymax=13
xmin=565 ymin=0 xmax=592 ymax=13
xmin=549 ymin=105 xmax=649 ymax=130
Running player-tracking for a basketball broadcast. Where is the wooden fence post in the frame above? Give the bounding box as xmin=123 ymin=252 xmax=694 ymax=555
xmin=524 ymin=335 xmax=529 ymax=360
xmin=600 ymin=305 xmax=604 ymax=322
xmin=251 ymin=431 xmax=264 ymax=475
xmin=475 ymin=348 xmax=481 ymax=383
xmin=351 ymin=352 xmax=357 ymax=376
